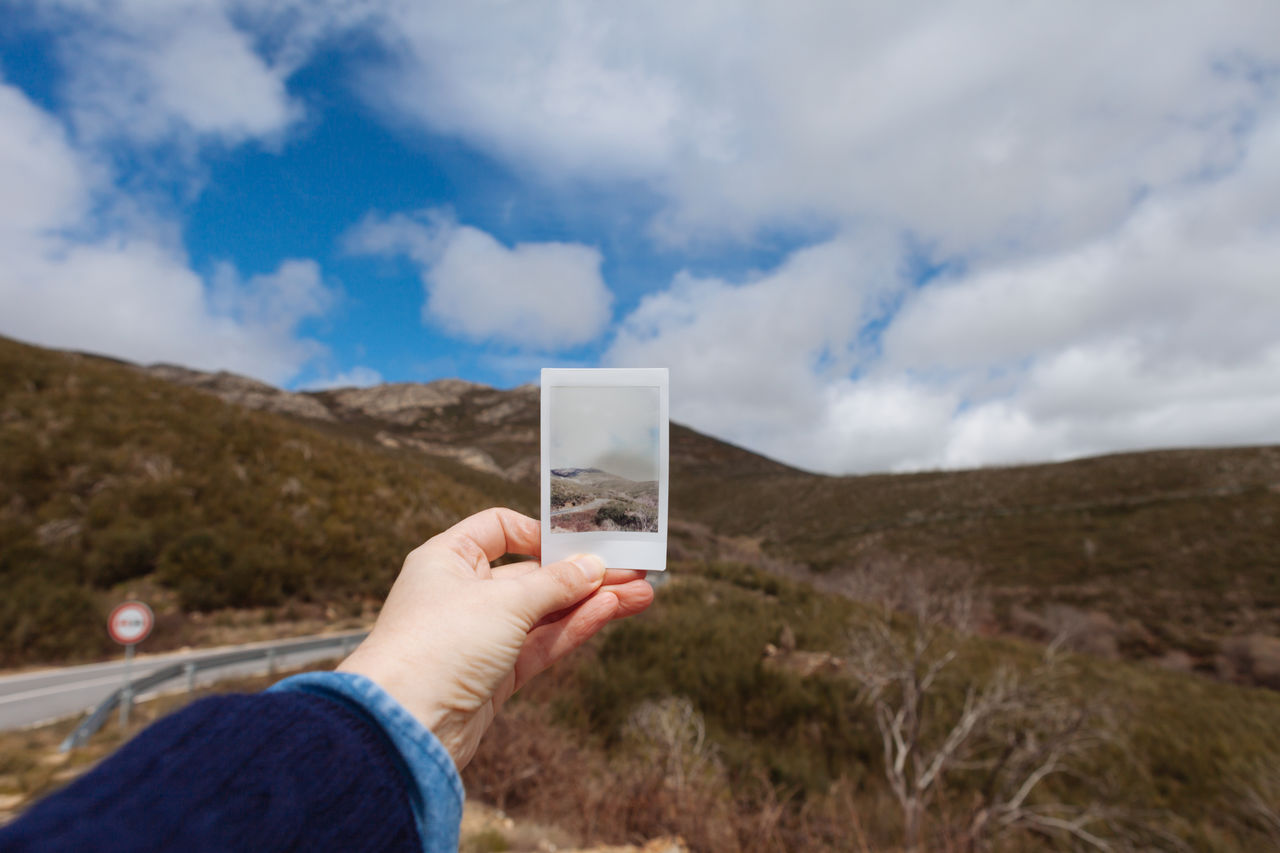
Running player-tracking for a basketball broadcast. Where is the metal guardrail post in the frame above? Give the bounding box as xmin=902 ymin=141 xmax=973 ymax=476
xmin=185 ymin=662 xmax=196 ymax=693
xmin=118 ymin=683 xmax=132 ymax=730
xmin=119 ymin=643 xmax=134 ymax=730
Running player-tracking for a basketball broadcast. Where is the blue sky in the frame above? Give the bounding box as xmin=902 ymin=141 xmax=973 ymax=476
xmin=1 ymin=2 xmax=1278 ymax=473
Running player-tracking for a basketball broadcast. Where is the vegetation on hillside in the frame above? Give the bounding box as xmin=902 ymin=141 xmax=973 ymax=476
xmin=673 ymin=447 xmax=1280 ymax=678
xmin=0 ymin=337 xmax=531 ymax=665
xmin=470 ymin=563 xmax=1280 ymax=851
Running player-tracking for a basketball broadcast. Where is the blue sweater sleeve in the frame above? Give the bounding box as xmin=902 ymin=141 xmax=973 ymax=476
xmin=269 ymin=671 xmax=463 ymax=852
xmin=0 ymin=674 xmax=463 ymax=853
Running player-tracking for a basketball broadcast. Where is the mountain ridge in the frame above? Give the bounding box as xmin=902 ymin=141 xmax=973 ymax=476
xmin=130 ymin=355 xmax=800 ymax=484
xmin=4 ymin=335 xmax=1279 ymax=688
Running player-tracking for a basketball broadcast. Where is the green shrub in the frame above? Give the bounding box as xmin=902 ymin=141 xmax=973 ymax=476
xmin=572 ymin=575 xmax=869 ymax=794
xmin=87 ymin=521 xmax=158 ymax=588
xmin=0 ymin=577 xmax=108 ymax=665
xmin=157 ymin=529 xmax=236 ymax=611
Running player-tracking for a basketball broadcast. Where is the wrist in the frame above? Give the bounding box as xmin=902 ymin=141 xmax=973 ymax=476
xmin=269 ymin=671 xmax=464 ymax=849
xmin=336 ymin=645 xmax=467 ymax=766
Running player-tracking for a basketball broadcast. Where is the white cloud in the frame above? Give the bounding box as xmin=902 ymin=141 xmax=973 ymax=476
xmin=808 ymin=379 xmax=961 ymax=474
xmin=356 ymin=4 xmax=698 ymax=182
xmin=210 ymin=259 xmax=334 ymax=336
xmin=9 ymin=3 xmax=1280 ymax=472
xmin=0 ymin=234 xmax=333 ymax=384
xmin=0 ymin=83 xmax=93 ymax=236
xmin=36 ymin=0 xmax=303 ymax=147
xmin=608 ymin=142 xmax=1280 ymax=473
xmin=298 ymin=365 xmax=384 ymax=391
xmin=346 ymin=2 xmax=1280 ymax=256
xmin=932 ymin=340 xmax=1280 ymax=470
xmin=549 ymin=386 xmax=660 ymax=481
xmin=347 ymin=210 xmax=613 ymax=350
xmin=0 ymin=78 xmax=335 ymax=385
xmin=605 ymin=233 xmax=904 ymax=457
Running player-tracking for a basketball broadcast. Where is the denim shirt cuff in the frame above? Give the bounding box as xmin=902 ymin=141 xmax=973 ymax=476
xmin=268 ymin=671 xmax=463 ymax=852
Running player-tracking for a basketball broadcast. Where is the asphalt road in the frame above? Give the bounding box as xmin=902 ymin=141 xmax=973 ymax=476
xmin=0 ymin=630 xmax=367 ymax=731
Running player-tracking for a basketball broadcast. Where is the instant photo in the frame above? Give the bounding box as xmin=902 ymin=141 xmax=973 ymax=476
xmin=541 ymin=368 xmax=669 ymax=571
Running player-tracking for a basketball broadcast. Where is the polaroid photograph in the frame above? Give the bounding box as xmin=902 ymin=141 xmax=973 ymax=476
xmin=541 ymin=368 xmax=669 ymax=572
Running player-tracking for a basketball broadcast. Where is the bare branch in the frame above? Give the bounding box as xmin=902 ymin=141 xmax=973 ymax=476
xmin=845 ymin=574 xmax=1119 ymax=852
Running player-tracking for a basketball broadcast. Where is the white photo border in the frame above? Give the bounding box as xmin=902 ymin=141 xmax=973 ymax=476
xmin=541 ymin=367 xmax=669 ymax=572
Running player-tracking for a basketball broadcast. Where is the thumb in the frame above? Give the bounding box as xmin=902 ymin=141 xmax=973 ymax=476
xmin=504 ymin=554 xmax=607 ymax=626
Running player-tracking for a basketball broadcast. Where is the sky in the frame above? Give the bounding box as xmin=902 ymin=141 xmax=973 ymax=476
xmin=549 ymin=386 xmax=660 ymax=482
xmin=0 ymin=1 xmax=1278 ymax=475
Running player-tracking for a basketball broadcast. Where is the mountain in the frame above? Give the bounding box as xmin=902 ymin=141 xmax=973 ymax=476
xmin=549 ymin=467 xmax=605 ymax=478
xmin=144 ymin=360 xmax=795 ymax=484
xmin=4 ymin=333 xmax=1279 ymax=684
xmin=0 ymin=335 xmax=794 ymax=662
xmin=6 ymin=335 xmax=1280 ymax=849
xmin=676 ymin=441 xmax=1280 ymax=678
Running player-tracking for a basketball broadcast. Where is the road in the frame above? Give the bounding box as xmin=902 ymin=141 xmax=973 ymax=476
xmin=551 ymin=497 xmax=609 ymax=516
xmin=0 ymin=630 xmax=366 ymax=731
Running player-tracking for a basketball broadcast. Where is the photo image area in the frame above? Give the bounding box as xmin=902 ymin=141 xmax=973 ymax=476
xmin=540 ymin=368 xmax=669 ymax=572
xmin=548 ymin=385 xmax=661 ymax=534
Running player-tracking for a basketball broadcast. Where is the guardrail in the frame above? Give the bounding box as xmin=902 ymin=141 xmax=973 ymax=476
xmin=60 ymin=631 xmax=367 ymax=752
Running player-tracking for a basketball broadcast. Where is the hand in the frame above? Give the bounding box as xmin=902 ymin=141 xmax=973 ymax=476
xmin=337 ymin=507 xmax=655 ymax=769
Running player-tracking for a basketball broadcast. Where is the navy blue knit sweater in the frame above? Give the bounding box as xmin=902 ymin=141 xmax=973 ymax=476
xmin=0 ymin=691 xmax=420 ymax=852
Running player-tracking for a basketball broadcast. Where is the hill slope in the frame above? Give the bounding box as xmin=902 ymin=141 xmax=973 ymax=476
xmin=0 ymin=337 xmax=533 ymax=664
xmin=4 ymin=333 xmax=1279 ymax=681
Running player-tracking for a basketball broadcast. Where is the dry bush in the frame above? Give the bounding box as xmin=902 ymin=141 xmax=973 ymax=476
xmin=840 ymin=563 xmax=986 ymax=637
xmin=624 ymin=697 xmax=721 ymax=795
xmin=467 ymin=699 xmax=952 ymax=852
xmin=846 ymin=580 xmax=1120 ymax=852
xmin=463 ymin=702 xmax=740 ymax=852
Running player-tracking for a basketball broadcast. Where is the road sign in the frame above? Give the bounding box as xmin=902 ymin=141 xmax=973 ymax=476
xmin=108 ymin=601 xmax=153 ymax=646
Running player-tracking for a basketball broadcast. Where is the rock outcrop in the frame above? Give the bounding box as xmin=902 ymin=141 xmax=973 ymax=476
xmin=143 ymin=364 xmax=335 ymax=421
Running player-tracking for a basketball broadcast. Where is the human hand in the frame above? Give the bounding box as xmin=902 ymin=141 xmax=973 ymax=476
xmin=337 ymin=507 xmax=655 ymax=769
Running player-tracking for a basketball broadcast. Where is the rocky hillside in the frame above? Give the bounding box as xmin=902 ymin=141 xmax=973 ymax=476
xmin=137 ymin=345 xmax=1280 ymax=687
xmin=4 ymin=333 xmax=1280 ymax=683
xmin=140 ymin=360 xmax=792 ymax=485
xmin=0 ymin=337 xmax=535 ymax=664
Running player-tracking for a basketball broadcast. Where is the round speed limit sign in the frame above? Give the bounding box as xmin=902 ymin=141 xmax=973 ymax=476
xmin=108 ymin=601 xmax=154 ymax=646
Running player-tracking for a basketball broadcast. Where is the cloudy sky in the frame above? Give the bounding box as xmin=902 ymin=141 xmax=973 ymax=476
xmin=549 ymin=386 xmax=660 ymax=482
xmin=1 ymin=1 xmax=1278 ymax=474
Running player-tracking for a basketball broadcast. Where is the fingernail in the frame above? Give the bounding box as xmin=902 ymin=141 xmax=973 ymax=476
xmin=570 ymin=554 xmax=606 ymax=583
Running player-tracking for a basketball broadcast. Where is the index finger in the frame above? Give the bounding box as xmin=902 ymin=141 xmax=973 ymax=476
xmin=434 ymin=507 xmax=541 ymax=568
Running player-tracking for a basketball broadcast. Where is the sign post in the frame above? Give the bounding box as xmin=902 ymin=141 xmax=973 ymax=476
xmin=107 ymin=601 xmax=154 ymax=730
